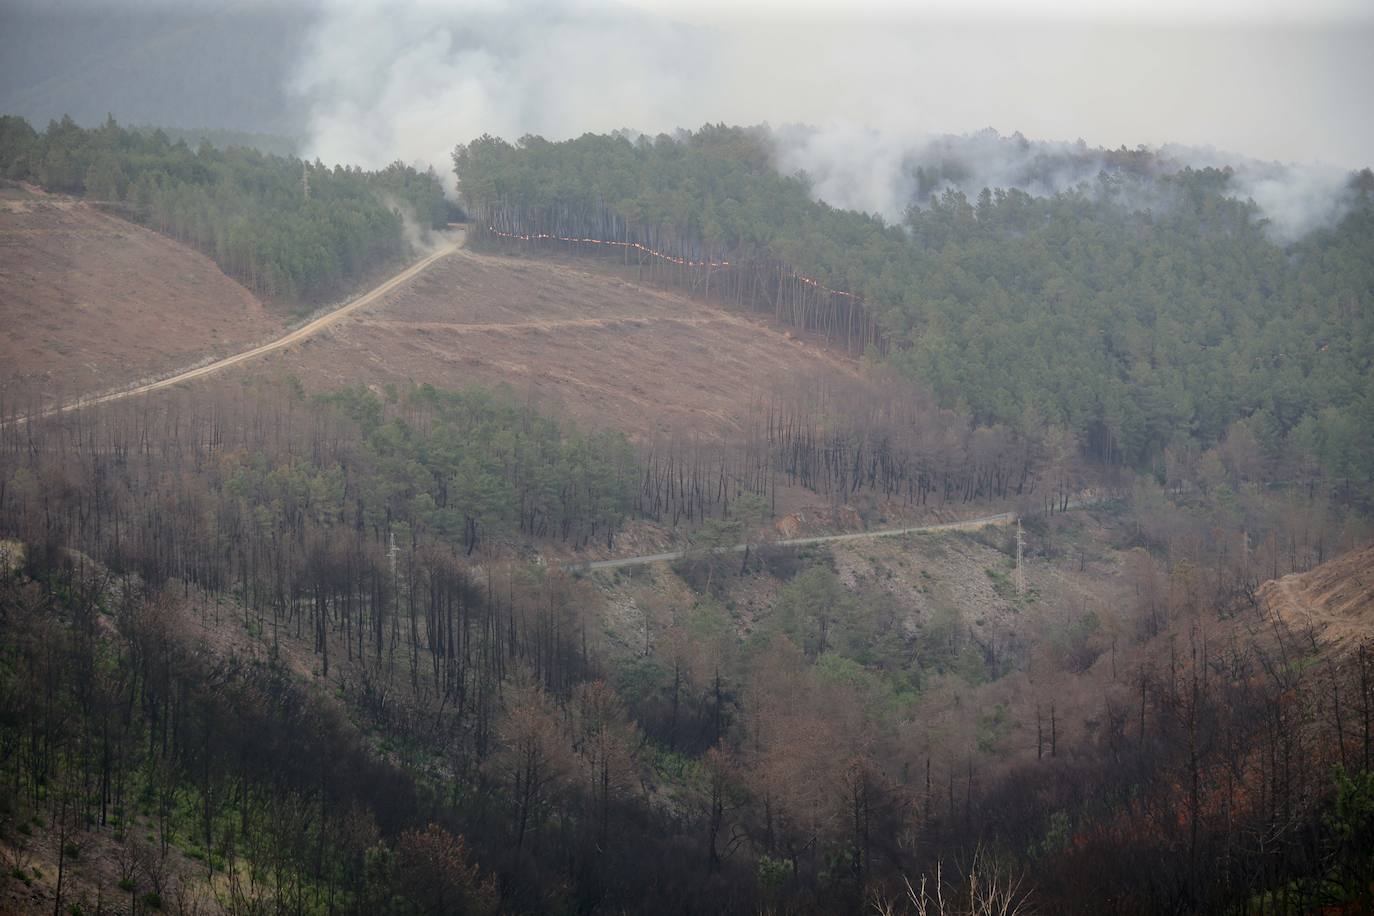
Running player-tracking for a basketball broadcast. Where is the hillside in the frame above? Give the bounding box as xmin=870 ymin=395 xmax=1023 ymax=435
xmin=0 ymin=196 xmax=867 ymax=442
xmin=3 ymin=244 xmax=1372 ymax=916
xmin=2 ymin=114 xmax=1373 ymax=914
xmin=218 ymin=246 xmax=863 ymax=441
xmin=458 ymin=128 xmax=1374 ymax=485
xmin=1260 ymin=541 xmax=1374 ymax=653
xmin=0 ymin=186 xmax=281 ymax=407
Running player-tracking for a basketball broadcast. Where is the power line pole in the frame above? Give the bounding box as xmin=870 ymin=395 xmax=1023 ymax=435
xmin=302 ymin=161 xmax=310 ymax=201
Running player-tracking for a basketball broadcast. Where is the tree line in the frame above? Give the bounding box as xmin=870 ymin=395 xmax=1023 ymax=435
xmin=0 ymin=369 xmax=1073 ymax=582
xmin=0 ymin=114 xmax=452 ymax=302
xmin=456 ymin=129 xmax=889 ymax=355
xmin=453 ymin=126 xmax=1374 ymax=499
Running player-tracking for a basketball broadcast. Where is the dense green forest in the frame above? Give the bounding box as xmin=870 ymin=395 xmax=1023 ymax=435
xmin=127 ymin=124 xmax=300 ymax=158
xmin=0 ymin=114 xmax=450 ymax=302
xmin=456 ymin=127 xmax=1374 ymax=496
xmin=320 ymin=384 xmax=638 ymax=553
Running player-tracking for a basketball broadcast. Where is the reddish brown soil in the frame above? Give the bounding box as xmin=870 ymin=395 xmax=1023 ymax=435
xmin=247 ymin=247 xmax=861 ymax=440
xmin=0 ymin=188 xmax=280 ymax=408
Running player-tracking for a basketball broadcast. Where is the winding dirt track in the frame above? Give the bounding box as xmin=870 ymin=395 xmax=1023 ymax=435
xmin=571 ymin=513 xmax=1017 ymax=572
xmin=20 ymin=234 xmax=464 ymax=423
xmin=569 ymin=498 xmax=1108 ymax=571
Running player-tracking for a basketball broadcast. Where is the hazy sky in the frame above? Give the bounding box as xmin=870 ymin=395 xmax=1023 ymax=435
xmin=621 ymin=0 xmax=1373 ymax=26
xmin=700 ymin=21 xmax=1371 ymax=167
xmin=290 ymin=0 xmax=1374 ymax=180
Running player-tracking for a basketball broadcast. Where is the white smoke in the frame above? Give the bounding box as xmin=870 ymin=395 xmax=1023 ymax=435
xmin=1229 ymin=162 xmax=1355 ymax=241
xmin=774 ymin=125 xmax=1114 ymax=220
xmin=774 ymin=124 xmax=1359 ymax=241
xmin=289 ymin=0 xmax=708 ymax=195
xmin=288 ymin=1 xmax=1369 ymax=238
xmin=771 ymin=122 xmax=923 ymax=221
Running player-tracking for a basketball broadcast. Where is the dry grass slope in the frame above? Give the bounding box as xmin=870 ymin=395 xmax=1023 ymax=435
xmin=257 ymin=248 xmax=862 ymax=440
xmin=3 ymin=191 xmax=864 ymax=444
xmin=0 ymin=187 xmax=280 ymax=407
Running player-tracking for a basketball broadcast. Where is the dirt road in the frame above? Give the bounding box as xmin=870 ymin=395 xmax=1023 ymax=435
xmin=18 ymin=231 xmax=464 ymax=423
xmin=570 ymin=512 xmax=1016 ymax=572
xmin=568 ymin=498 xmax=1110 ymax=572
xmin=1 ymin=193 xmax=281 ymax=402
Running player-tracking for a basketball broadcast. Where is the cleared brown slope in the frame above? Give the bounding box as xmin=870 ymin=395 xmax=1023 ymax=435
xmin=1258 ymin=542 xmax=1374 ymax=653
xmin=247 ymin=247 xmax=861 ymax=440
xmin=4 ymin=184 xmax=860 ymax=442
xmin=0 ymin=188 xmax=280 ymax=407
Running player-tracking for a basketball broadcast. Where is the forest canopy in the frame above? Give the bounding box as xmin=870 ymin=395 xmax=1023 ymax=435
xmin=0 ymin=114 xmax=450 ymax=302
xmin=455 ymin=126 xmax=1374 ymax=495
xmin=3 ymin=113 xmax=1373 ymax=915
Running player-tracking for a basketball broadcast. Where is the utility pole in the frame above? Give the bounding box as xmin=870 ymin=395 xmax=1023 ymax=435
xmin=302 ymin=161 xmax=310 ymax=201
xmin=1016 ymin=516 xmax=1026 ymax=595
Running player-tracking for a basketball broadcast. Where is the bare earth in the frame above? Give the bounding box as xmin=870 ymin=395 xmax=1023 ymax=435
xmin=5 ymin=193 xmax=863 ymax=441
xmin=1259 ymin=542 xmax=1374 ymax=652
xmin=244 ymin=248 xmax=861 ymax=440
xmin=0 ymin=189 xmax=280 ymax=407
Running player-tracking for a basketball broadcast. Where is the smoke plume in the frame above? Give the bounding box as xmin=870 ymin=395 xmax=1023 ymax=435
xmin=289 ymin=1 xmax=1372 ymax=239
xmin=290 ymin=1 xmax=709 ymax=195
xmin=773 ymin=125 xmax=1360 ymax=241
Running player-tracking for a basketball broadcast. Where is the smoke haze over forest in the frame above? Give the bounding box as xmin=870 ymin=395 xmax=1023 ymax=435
xmin=770 ymin=126 xmax=1364 ymax=241
xmin=280 ymin=0 xmax=1374 ymax=238
xmin=1 ymin=0 xmax=1370 ymax=237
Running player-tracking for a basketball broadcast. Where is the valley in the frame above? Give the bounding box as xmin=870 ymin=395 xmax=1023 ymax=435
xmin=0 ymin=107 xmax=1371 ymax=916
